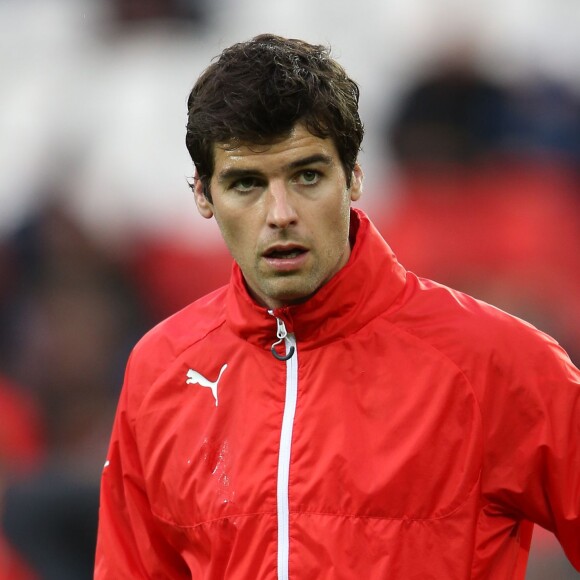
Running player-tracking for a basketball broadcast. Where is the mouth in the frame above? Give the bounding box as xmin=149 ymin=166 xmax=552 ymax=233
xmin=265 ymin=248 xmax=307 ymax=259
xmin=262 ymin=244 xmax=309 ymax=270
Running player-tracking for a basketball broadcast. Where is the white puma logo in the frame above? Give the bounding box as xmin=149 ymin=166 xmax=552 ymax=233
xmin=186 ymin=364 xmax=228 ymax=406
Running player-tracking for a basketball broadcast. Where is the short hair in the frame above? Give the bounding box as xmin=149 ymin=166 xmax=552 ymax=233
xmin=186 ymin=34 xmax=364 ymax=199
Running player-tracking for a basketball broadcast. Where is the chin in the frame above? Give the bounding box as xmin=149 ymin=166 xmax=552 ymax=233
xmin=271 ymin=286 xmax=319 ymax=307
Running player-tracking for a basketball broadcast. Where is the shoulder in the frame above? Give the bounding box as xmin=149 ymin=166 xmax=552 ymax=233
xmin=389 ymin=274 xmax=580 ymax=434
xmin=391 ymin=272 xmax=567 ymax=379
xmin=138 ymin=285 xmax=228 ymax=354
xmin=124 ymin=285 xmax=229 ymax=398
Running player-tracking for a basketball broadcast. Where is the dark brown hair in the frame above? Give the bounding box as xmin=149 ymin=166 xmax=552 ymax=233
xmin=186 ymin=34 xmax=364 ymax=199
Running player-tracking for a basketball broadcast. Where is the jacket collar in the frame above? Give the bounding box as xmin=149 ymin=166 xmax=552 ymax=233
xmin=226 ymin=209 xmax=407 ymax=352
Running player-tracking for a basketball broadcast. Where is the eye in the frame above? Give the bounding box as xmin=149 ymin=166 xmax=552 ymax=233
xmin=232 ymin=177 xmax=260 ymax=193
xmin=296 ymin=170 xmax=321 ymax=185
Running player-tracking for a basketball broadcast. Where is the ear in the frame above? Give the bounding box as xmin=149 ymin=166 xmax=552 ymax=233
xmin=193 ymin=170 xmax=214 ymax=219
xmin=349 ymin=163 xmax=363 ymax=202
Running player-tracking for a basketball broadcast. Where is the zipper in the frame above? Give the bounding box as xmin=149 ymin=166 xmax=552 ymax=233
xmin=270 ymin=314 xmax=296 ymax=361
xmin=269 ymin=312 xmax=298 ymax=580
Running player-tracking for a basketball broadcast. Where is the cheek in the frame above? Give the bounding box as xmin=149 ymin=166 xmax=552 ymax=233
xmin=317 ymin=199 xmax=351 ymax=256
xmin=215 ymin=214 xmax=256 ymax=265
xmin=328 ymin=193 xmax=352 ymax=233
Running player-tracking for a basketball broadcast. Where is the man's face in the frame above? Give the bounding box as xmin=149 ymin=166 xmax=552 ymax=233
xmin=194 ymin=123 xmax=363 ymax=310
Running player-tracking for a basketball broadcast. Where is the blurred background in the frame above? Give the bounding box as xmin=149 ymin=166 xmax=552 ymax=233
xmin=0 ymin=0 xmax=579 ymax=577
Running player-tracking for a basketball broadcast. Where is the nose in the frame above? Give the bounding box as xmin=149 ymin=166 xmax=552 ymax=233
xmin=266 ymin=181 xmax=298 ymax=229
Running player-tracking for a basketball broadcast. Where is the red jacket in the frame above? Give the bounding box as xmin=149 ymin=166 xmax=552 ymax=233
xmin=95 ymin=209 xmax=580 ymax=579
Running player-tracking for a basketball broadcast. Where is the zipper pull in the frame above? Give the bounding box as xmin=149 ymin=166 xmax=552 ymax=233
xmin=269 ymin=311 xmax=296 ymax=361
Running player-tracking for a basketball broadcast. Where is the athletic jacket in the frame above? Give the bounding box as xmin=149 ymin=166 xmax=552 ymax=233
xmin=95 ymin=209 xmax=580 ymax=579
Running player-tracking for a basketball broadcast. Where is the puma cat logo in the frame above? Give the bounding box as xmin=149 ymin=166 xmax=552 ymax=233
xmin=186 ymin=364 xmax=228 ymax=406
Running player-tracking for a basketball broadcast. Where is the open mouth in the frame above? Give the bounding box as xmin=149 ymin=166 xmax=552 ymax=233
xmin=263 ymin=245 xmax=308 ymax=270
xmin=266 ymin=248 xmax=307 ymax=259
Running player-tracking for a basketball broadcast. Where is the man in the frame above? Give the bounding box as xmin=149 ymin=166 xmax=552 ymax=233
xmin=95 ymin=34 xmax=580 ymax=578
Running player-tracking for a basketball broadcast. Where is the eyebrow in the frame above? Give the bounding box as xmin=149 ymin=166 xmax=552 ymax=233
xmin=287 ymin=153 xmax=334 ymax=171
xmin=216 ymin=153 xmax=335 ymax=184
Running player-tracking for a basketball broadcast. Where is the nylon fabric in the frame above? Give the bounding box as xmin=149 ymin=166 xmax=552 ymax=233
xmin=95 ymin=209 xmax=580 ymax=579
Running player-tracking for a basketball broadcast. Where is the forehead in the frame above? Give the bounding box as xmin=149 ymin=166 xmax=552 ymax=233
xmin=212 ymin=124 xmax=340 ymax=176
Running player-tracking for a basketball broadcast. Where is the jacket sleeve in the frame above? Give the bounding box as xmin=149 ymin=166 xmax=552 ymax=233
xmin=94 ymin=353 xmax=187 ymax=579
xmin=480 ymin=326 xmax=580 ymax=570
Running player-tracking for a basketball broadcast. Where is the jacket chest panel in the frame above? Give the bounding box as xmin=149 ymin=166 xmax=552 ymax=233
xmin=136 ymin=342 xmax=287 ymax=528
xmin=135 ymin=325 xmax=482 ymax=530
xmin=291 ymin=327 xmax=483 ymax=520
